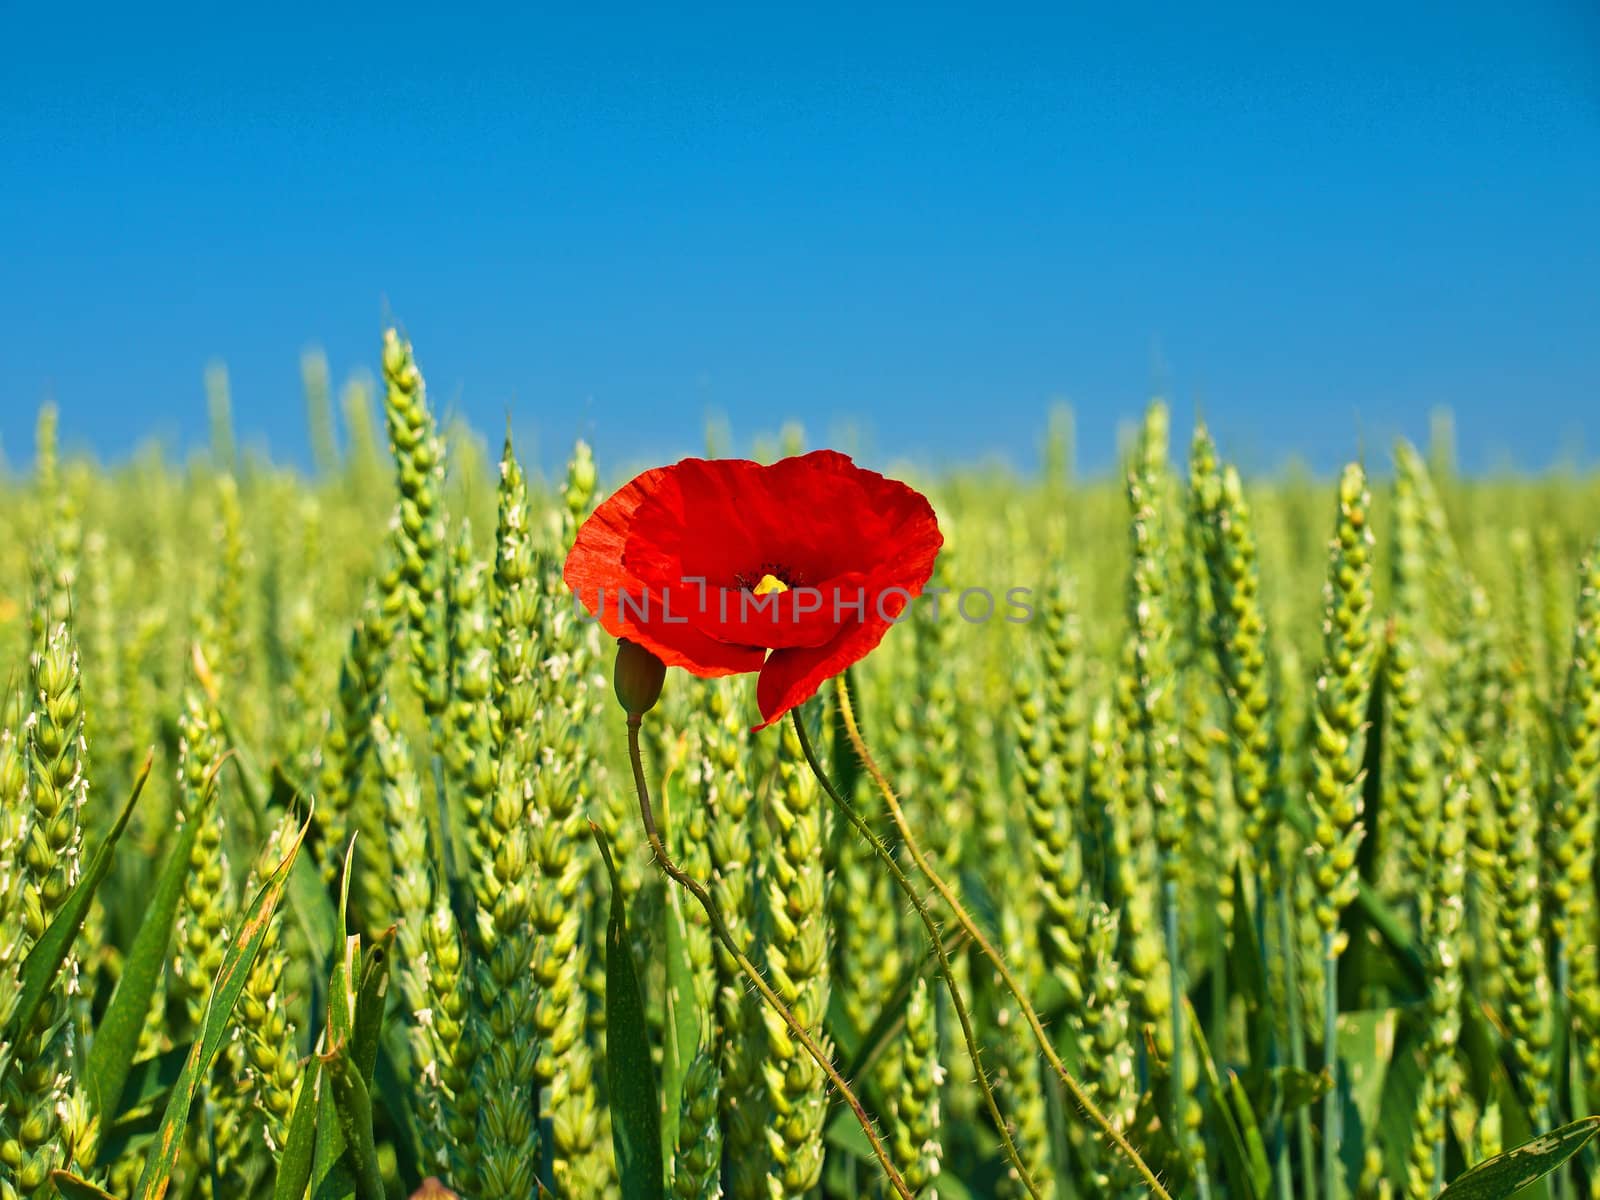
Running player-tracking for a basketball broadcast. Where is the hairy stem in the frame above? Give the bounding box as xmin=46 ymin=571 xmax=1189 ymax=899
xmin=790 ymin=707 xmax=1043 ymax=1200
xmin=625 ymin=716 xmax=914 ymax=1200
xmin=831 ymin=676 xmax=1172 ymax=1200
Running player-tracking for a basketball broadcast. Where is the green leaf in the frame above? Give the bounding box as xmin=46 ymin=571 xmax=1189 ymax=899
xmin=273 ymin=1057 xmax=323 ymax=1200
xmin=328 ymin=927 xmax=361 ymax=1059
xmin=1335 ymin=1008 xmax=1399 ymax=1134
xmin=1228 ymin=1068 xmax=1267 ymax=1184
xmin=311 ymin=1066 xmax=355 ymax=1200
xmin=48 ymin=1172 xmax=121 ymax=1200
xmin=594 ymin=823 xmax=665 ymax=1200
xmin=1226 ymin=861 xmax=1266 ymax=1001
xmin=0 ymin=753 xmax=153 ymax=1092
xmin=1441 ymin=1002 xmax=1545 ymax=1198
xmin=325 ymin=836 xmax=363 ymax=1077
xmin=827 ymin=1094 xmax=976 ymax=1200
xmin=95 ymin=1044 xmax=193 ymax=1166
xmin=352 ymin=925 xmax=395 ymax=1086
xmin=1186 ymin=997 xmax=1267 ymax=1200
xmin=1206 ymin=1061 xmax=1263 ymax=1197
xmin=1227 ymin=1070 xmax=1273 ymax=1199
xmin=1333 ymin=1007 xmax=1401 ymax=1188
xmin=1435 ymin=1117 xmax=1600 ymax=1199
xmin=84 ymin=762 xmax=215 ymax=1120
xmin=132 ymin=811 xmax=309 ymax=1200
xmin=822 ymin=1105 xmax=875 ymax=1162
xmin=1376 ymin=1018 xmax=1430 ymax=1183
xmin=110 ymin=1043 xmax=190 ymax=1118
xmin=324 ymin=1045 xmax=386 ymax=1200
xmin=661 ymin=873 xmax=699 ymax=1167
xmin=1489 ymin=1072 xmax=1545 ymax=1200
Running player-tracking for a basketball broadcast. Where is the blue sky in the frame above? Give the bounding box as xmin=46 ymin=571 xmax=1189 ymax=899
xmin=2 ymin=1 xmax=1596 ymax=477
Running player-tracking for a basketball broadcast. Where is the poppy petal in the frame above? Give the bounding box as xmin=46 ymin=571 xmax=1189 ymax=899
xmin=564 ymin=469 xmax=765 ymax=675
xmin=753 ymin=616 xmax=898 ymax=729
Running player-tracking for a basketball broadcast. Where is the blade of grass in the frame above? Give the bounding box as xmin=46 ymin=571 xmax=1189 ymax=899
xmin=85 ymin=758 xmax=216 ymax=1119
xmin=311 ymin=1064 xmax=355 ymax=1200
xmin=47 ymin=1173 xmax=120 ymax=1200
xmin=1227 ymin=1070 xmax=1274 ymax=1199
xmin=1188 ymin=998 xmax=1269 ymax=1200
xmin=352 ymin=925 xmax=395 ymax=1085
xmin=132 ymin=810 xmax=309 ymax=1200
xmin=1436 ymin=1117 xmax=1600 ymax=1199
xmin=661 ymin=883 xmax=697 ymax=1169
xmin=274 ymin=1057 xmax=324 ymax=1200
xmin=594 ymin=822 xmax=665 ymax=1200
xmin=95 ymin=1043 xmax=193 ymax=1166
xmin=324 ymin=1046 xmax=386 ymax=1200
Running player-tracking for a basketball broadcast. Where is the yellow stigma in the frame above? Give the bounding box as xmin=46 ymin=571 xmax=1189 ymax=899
xmin=752 ymin=573 xmax=789 ymax=596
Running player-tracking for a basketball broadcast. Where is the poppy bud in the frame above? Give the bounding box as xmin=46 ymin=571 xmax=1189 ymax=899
xmin=614 ymin=638 xmax=666 ymax=716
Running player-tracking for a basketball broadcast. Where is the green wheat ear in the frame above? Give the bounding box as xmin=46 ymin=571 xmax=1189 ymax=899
xmin=891 ymin=973 xmax=944 ymax=1197
xmin=671 ymin=1048 xmax=723 ymax=1200
xmin=2 ymin=618 xmax=90 ymax=1197
xmin=1304 ymin=462 xmax=1378 ymax=1196
xmin=222 ymin=814 xmax=302 ymax=1176
xmin=1305 ymin=462 xmax=1377 ymax=946
xmin=381 ymin=327 xmax=451 ymax=720
xmin=170 ymin=683 xmax=234 ymax=1036
xmin=532 ymin=441 xmax=604 ymax=1194
xmin=1490 ymin=649 xmax=1553 ymax=1122
xmin=1551 ymin=539 xmax=1600 ymax=1078
xmin=1406 ymin=769 xmax=1470 ymax=1199
xmin=470 ymin=433 xmax=545 ymax=1198
xmin=1125 ymin=401 xmax=1206 ymax=1187
xmin=703 ymin=676 xmax=767 ymax=1200
xmin=1015 ymin=576 xmax=1091 ymax=1003
xmin=761 ymin=716 xmax=833 ymax=1198
xmin=1192 ymin=430 xmax=1279 ymax=850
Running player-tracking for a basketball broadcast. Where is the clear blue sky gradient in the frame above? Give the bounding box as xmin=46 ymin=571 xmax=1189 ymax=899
xmin=3 ymin=1 xmax=1597 ymax=476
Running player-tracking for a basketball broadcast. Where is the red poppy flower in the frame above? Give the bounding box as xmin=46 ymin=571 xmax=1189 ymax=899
xmin=564 ymin=449 xmax=943 ymax=729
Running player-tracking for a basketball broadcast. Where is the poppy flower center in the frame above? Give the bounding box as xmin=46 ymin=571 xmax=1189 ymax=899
xmin=751 ymin=572 xmax=790 ymax=596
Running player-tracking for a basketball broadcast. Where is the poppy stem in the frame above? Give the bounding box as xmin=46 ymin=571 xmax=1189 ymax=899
xmin=624 ymin=714 xmax=915 ymax=1200
xmin=829 ymin=675 xmax=1174 ymax=1200
xmin=790 ymin=704 xmax=1045 ymax=1200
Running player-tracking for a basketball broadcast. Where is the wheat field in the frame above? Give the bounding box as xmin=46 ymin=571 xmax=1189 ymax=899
xmin=2 ymin=330 xmax=1598 ymax=1200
